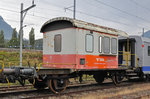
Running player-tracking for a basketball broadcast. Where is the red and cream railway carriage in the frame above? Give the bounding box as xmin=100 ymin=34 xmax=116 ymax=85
xmin=41 ymin=17 xmax=128 ymax=70
xmin=2 ymin=17 xmax=150 ymax=94
xmin=39 ymin=17 xmax=128 ymax=93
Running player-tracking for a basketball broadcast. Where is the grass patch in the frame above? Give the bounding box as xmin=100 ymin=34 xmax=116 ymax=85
xmin=0 ymin=50 xmax=42 ymax=67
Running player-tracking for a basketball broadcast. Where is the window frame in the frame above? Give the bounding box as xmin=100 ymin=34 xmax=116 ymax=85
xmin=111 ymin=38 xmax=117 ymax=54
xmin=98 ymin=36 xmax=102 ymax=53
xmin=85 ymin=34 xmax=94 ymax=53
xmin=54 ymin=34 xmax=62 ymax=52
xmin=103 ymin=36 xmax=110 ymax=54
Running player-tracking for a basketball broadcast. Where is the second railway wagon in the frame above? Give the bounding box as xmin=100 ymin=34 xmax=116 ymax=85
xmin=119 ymin=36 xmax=150 ymax=77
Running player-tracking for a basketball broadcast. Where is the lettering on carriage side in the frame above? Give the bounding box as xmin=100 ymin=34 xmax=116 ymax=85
xmin=107 ymin=58 xmax=115 ymax=62
xmin=96 ymin=58 xmax=104 ymax=62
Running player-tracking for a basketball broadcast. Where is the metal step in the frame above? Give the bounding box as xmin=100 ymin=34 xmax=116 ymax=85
xmin=126 ymin=69 xmax=134 ymax=73
xmin=126 ymin=73 xmax=138 ymax=77
xmin=128 ymin=76 xmax=140 ymax=79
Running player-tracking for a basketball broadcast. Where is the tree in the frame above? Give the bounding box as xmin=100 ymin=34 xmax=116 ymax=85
xmin=9 ymin=28 xmax=19 ymax=48
xmin=0 ymin=30 xmax=4 ymax=47
xmin=29 ymin=28 xmax=35 ymax=49
xmin=12 ymin=28 xmax=17 ymax=39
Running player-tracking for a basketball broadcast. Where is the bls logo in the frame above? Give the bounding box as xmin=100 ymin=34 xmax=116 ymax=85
xmin=96 ymin=58 xmax=104 ymax=62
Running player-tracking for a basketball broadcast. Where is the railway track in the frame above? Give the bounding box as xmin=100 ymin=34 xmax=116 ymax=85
xmin=0 ymin=82 xmax=98 ymax=99
xmin=0 ymin=80 xmax=149 ymax=99
xmin=24 ymin=82 xmax=137 ymax=99
xmin=0 ymin=85 xmax=32 ymax=92
xmin=0 ymin=80 xmax=133 ymax=99
xmin=21 ymin=81 xmax=150 ymax=99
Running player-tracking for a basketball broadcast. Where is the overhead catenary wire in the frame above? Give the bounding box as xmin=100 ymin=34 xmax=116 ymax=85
xmin=0 ymin=1 xmax=148 ymax=28
xmin=0 ymin=7 xmax=49 ymax=20
xmin=66 ymin=8 xmax=129 ymax=26
xmin=1 ymin=0 xmax=150 ymax=26
xmin=0 ymin=5 xmax=148 ymax=33
xmin=83 ymin=0 xmax=150 ymax=30
xmin=40 ymin=0 xmax=150 ymax=30
xmin=0 ymin=7 xmax=19 ymax=13
xmin=1 ymin=0 xmax=150 ymax=36
xmin=65 ymin=4 xmax=150 ymax=30
xmin=94 ymin=0 xmax=150 ymax=24
xmin=130 ymin=0 xmax=150 ymax=12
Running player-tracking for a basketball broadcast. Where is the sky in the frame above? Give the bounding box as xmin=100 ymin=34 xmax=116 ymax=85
xmin=0 ymin=0 xmax=150 ymax=39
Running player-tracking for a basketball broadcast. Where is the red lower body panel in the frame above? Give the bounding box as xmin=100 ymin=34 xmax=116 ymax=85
xmin=43 ymin=54 xmax=118 ymax=69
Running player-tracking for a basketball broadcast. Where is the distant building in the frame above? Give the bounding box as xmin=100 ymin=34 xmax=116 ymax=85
xmin=142 ymin=30 xmax=150 ymax=38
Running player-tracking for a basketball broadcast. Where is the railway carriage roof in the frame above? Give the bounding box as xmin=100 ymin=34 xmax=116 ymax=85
xmin=40 ymin=17 xmax=128 ymax=37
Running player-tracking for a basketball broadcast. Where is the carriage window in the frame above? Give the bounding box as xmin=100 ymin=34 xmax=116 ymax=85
xmin=86 ymin=34 xmax=93 ymax=52
xmin=111 ymin=38 xmax=117 ymax=54
xmin=148 ymin=46 xmax=150 ymax=56
xmin=54 ymin=34 xmax=61 ymax=52
xmin=104 ymin=37 xmax=110 ymax=54
xmin=99 ymin=36 xmax=102 ymax=53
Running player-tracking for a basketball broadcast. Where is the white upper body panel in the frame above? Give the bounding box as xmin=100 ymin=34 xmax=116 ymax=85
xmin=41 ymin=17 xmax=127 ymax=56
xmin=43 ymin=28 xmax=76 ymax=55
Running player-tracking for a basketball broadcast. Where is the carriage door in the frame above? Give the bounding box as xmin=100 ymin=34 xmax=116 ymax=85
xmin=118 ymin=39 xmax=135 ymax=67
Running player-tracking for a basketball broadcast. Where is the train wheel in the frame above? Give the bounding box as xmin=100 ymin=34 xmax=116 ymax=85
xmin=111 ymin=72 xmax=123 ymax=86
xmin=94 ymin=75 xmax=104 ymax=84
xmin=93 ymin=72 xmax=105 ymax=84
xmin=48 ymin=79 xmax=68 ymax=94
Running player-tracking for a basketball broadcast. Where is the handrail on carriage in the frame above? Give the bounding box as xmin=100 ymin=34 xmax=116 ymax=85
xmin=118 ymin=52 xmax=138 ymax=68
